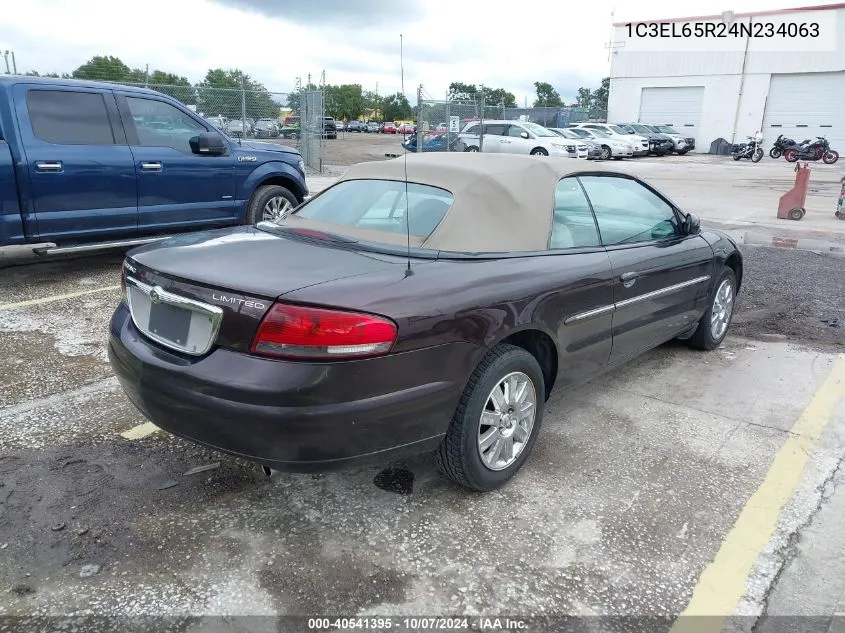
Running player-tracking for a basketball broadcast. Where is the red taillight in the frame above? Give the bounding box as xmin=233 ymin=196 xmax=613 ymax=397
xmin=250 ymin=303 xmax=397 ymax=360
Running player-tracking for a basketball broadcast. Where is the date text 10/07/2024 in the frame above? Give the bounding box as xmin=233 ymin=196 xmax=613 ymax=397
xmin=625 ymin=21 xmax=820 ymax=38
xmin=307 ymin=617 xmax=527 ymax=630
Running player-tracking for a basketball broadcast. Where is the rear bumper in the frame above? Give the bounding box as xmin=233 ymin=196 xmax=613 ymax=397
xmin=108 ymin=303 xmax=479 ymax=471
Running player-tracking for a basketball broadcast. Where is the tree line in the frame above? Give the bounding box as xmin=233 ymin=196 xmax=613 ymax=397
xmin=25 ymin=55 xmax=285 ymax=119
xmin=22 ymin=55 xmax=609 ymax=123
xmin=448 ymin=80 xmax=609 ymax=111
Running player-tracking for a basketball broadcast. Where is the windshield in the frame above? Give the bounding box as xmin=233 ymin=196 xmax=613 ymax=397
xmin=290 ymin=179 xmax=454 ymax=241
xmin=633 ymin=124 xmax=654 ymax=134
xmin=609 ymin=125 xmax=629 ymax=135
xmin=556 ymin=129 xmax=579 ymax=139
xmin=616 ymin=124 xmax=636 ymax=134
xmin=655 ymin=125 xmax=679 ymax=134
xmin=521 ymin=122 xmax=557 ymax=137
xmin=590 ymin=128 xmax=611 ymax=138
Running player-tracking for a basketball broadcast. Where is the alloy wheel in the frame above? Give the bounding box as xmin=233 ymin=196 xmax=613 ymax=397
xmin=710 ymin=279 xmax=734 ymax=340
xmin=262 ymin=196 xmax=293 ymax=222
xmin=477 ymin=372 xmax=537 ymax=471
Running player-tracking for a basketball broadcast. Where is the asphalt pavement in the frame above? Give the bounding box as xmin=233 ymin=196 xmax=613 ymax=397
xmin=0 ymin=245 xmax=843 ymax=631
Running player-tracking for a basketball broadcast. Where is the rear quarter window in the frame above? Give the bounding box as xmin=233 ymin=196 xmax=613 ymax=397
xmin=26 ymin=89 xmax=116 ymax=145
xmin=291 ymin=179 xmax=454 ymax=240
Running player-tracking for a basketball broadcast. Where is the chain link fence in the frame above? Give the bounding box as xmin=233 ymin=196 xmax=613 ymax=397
xmin=97 ymin=80 xmax=327 ymax=171
xmin=416 ymin=98 xmax=607 ymax=152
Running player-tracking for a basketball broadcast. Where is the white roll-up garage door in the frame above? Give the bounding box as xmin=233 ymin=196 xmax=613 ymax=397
xmin=762 ymin=72 xmax=844 ymax=151
xmin=638 ymin=86 xmax=704 ymax=144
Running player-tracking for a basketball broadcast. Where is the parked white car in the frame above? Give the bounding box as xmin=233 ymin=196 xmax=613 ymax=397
xmin=458 ymin=120 xmax=588 ymax=158
xmin=566 ymin=127 xmax=634 ymax=160
xmin=572 ymin=123 xmax=649 ymax=156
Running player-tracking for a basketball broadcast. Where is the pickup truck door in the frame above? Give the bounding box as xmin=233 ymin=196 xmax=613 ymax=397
xmin=116 ymin=93 xmax=236 ymax=232
xmin=13 ymin=85 xmax=138 ymax=241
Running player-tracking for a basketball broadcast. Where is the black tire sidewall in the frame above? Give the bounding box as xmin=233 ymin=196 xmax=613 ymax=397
xmin=689 ymin=267 xmax=737 ymax=350
xmin=455 ymin=347 xmax=545 ymax=490
xmin=531 ymin=149 xmax=549 ymax=156
xmin=246 ymin=185 xmax=298 ymax=225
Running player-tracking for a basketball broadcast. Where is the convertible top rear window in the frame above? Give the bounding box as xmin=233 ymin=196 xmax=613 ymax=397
xmin=291 ymin=179 xmax=454 ymax=240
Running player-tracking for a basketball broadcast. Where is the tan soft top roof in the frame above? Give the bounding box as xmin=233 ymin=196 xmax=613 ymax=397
xmin=281 ymin=153 xmax=629 ymax=252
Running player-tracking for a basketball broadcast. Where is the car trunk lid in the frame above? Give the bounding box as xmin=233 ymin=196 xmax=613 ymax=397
xmin=123 ymin=226 xmax=419 ymax=355
xmin=127 ymin=226 xmax=417 ymax=298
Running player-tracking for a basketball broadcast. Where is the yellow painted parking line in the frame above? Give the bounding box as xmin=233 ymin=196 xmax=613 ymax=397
xmin=671 ymin=354 xmax=845 ymax=632
xmin=120 ymin=421 xmax=159 ymax=440
xmin=0 ymin=285 xmax=120 ymax=310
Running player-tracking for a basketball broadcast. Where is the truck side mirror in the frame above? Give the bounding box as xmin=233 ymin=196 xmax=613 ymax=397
xmin=190 ymin=132 xmax=227 ymax=156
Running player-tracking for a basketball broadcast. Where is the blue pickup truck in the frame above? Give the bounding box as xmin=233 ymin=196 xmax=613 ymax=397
xmin=0 ymin=76 xmax=308 ymax=259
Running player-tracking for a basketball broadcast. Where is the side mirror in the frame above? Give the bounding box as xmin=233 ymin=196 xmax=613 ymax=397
xmin=190 ymin=131 xmax=227 ymax=156
xmin=683 ymin=212 xmax=701 ymax=235
xmin=520 ymin=131 xmax=530 ymax=139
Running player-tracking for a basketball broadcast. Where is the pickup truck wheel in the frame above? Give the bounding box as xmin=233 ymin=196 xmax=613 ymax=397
xmin=246 ymin=185 xmax=298 ymax=225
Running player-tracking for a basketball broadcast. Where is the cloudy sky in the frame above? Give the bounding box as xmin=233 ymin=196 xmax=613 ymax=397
xmin=1 ymin=0 xmax=838 ymax=103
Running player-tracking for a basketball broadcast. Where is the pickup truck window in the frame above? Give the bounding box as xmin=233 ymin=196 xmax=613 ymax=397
xmin=26 ymin=90 xmax=116 ymax=145
xmin=126 ymin=96 xmax=206 ymax=154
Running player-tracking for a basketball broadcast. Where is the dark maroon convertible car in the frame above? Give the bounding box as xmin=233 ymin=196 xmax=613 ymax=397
xmin=109 ymin=153 xmax=743 ymax=491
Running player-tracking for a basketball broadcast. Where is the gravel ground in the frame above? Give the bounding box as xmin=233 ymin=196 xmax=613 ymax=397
xmin=732 ymin=245 xmax=845 ymax=352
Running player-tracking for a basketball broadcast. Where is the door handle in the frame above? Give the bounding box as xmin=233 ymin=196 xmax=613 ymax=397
xmin=35 ymin=161 xmax=63 ymax=172
xmin=140 ymin=161 xmax=162 ymax=171
xmin=620 ymin=271 xmax=639 ymax=288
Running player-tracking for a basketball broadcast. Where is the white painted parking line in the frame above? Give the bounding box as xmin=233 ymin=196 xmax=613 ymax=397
xmin=0 ymin=377 xmax=118 ymax=417
xmin=0 ymin=285 xmax=120 ymax=311
xmin=671 ymin=353 xmax=845 ymax=630
xmin=120 ymin=421 xmax=159 ymax=440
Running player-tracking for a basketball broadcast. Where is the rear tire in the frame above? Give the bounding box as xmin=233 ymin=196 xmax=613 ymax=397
xmin=733 ymin=154 xmax=742 ymax=161
xmin=464 ymin=146 xmax=479 ymax=152
xmin=435 ymin=344 xmax=545 ymax=491
xmin=245 ymin=185 xmax=299 ymax=225
xmin=687 ymin=267 xmax=737 ymax=351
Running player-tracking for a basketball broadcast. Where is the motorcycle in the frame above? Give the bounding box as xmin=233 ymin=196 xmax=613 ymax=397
xmin=783 ymin=137 xmax=839 ymax=164
xmin=731 ymin=134 xmax=764 ymax=163
xmin=769 ymin=133 xmax=803 ymax=159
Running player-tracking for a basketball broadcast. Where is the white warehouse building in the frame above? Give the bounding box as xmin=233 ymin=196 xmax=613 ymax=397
xmin=607 ymin=3 xmax=845 ymax=153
